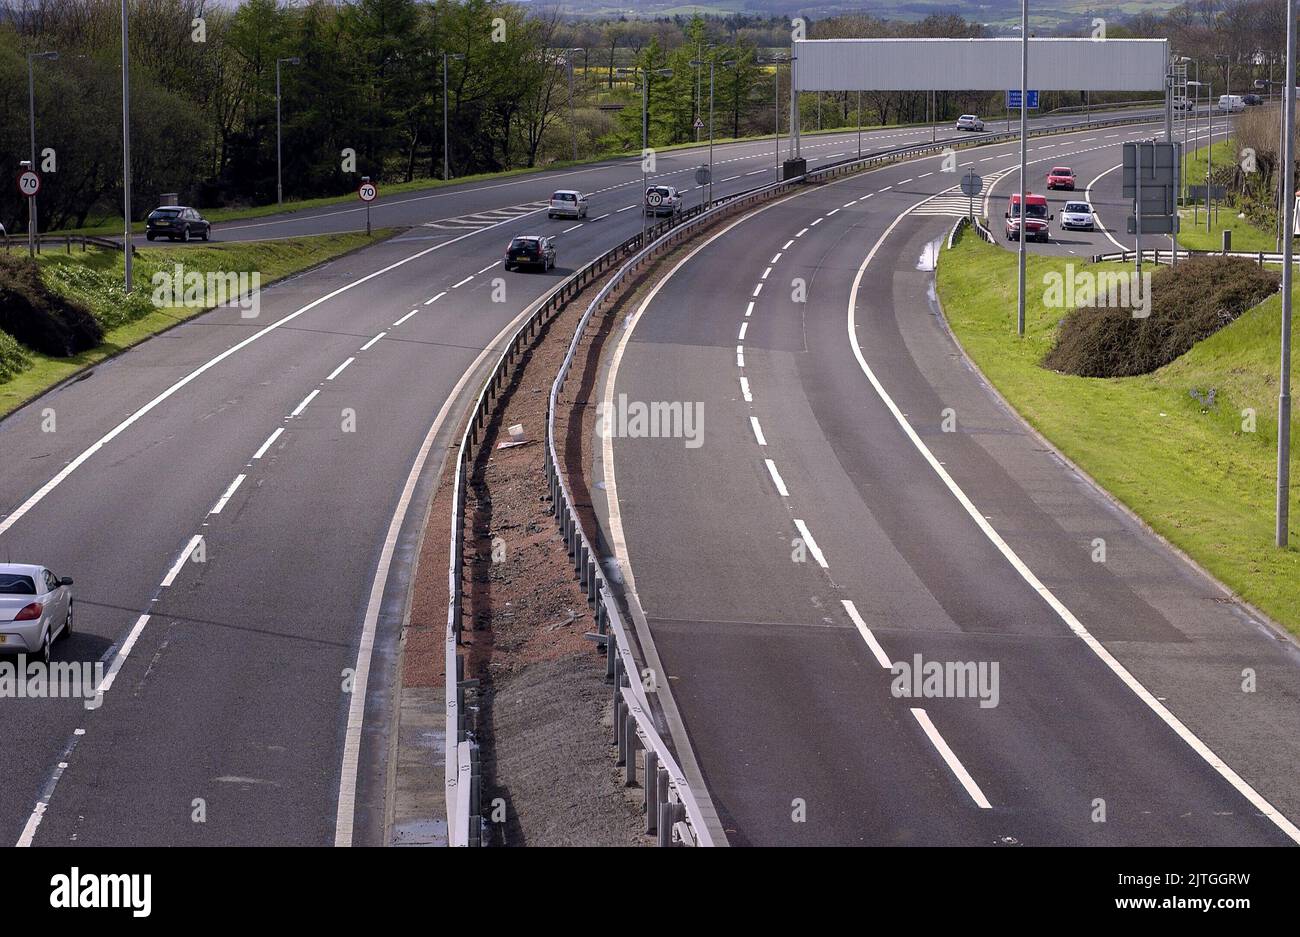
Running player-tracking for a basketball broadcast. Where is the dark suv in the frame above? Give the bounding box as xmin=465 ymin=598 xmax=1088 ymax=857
xmin=503 ymin=235 xmax=555 ymax=271
xmin=146 ymin=206 xmax=211 ymax=242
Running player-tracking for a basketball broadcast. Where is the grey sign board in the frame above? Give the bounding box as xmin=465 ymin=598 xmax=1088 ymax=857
xmin=1127 ymin=215 xmax=1180 ymax=234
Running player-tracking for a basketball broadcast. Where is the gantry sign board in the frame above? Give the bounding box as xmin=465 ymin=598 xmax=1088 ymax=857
xmin=792 ymin=38 xmax=1169 ymax=91
xmin=1122 ymin=140 xmax=1181 ymax=235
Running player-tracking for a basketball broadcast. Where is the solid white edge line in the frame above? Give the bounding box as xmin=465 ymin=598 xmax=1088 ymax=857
xmin=750 ymin=416 xmax=766 ymax=446
xmin=792 ymin=519 xmax=828 ymax=568
xmin=847 ymin=180 xmax=1300 ymax=845
xmin=840 ymin=599 xmax=893 ymax=668
xmin=209 ymin=474 xmax=247 ymax=514
xmin=911 ymin=708 xmax=993 ymax=810
xmin=764 ymin=458 xmax=789 ymax=497
xmin=253 ymin=427 xmax=285 ymax=459
xmin=161 ymin=534 xmax=204 ymax=588
xmin=0 ymin=221 xmax=501 ymax=539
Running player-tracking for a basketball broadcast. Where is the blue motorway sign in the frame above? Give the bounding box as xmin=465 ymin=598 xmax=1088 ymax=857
xmin=1006 ymin=89 xmax=1040 ymax=110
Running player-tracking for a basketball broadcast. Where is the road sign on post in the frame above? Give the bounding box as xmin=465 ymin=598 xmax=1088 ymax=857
xmin=1005 ymin=89 xmax=1039 ymax=109
xmin=358 ymin=178 xmax=376 ymax=236
xmin=1123 ymin=140 xmax=1180 ymax=268
xmin=17 ymin=169 xmax=40 ymax=197
xmin=960 ymin=170 xmax=983 ymax=220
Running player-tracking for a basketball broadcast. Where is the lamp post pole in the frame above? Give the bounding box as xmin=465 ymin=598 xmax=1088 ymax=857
xmin=1016 ymin=0 xmax=1028 ymax=337
xmin=26 ymin=51 xmax=57 ymax=258
xmin=121 ymin=0 xmax=132 ymax=292
xmin=1277 ymin=0 xmax=1296 ymax=547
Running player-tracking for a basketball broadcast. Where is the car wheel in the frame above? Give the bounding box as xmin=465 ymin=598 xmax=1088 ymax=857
xmin=37 ymin=629 xmax=51 ymax=667
xmin=146 ymin=233 xmax=155 ymax=242
xmin=201 ymin=228 xmax=209 ymax=241
xmin=62 ymin=603 xmax=72 ymax=640
xmin=181 ymin=227 xmax=191 ymax=243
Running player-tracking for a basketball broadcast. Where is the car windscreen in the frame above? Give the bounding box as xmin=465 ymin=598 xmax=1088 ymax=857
xmin=1064 ymin=203 xmax=1090 ymax=213
xmin=149 ymin=209 xmax=182 ymax=219
xmin=647 ymin=187 xmax=672 ymax=197
xmin=0 ymin=574 xmax=36 ymax=594
xmin=1051 ymin=168 xmax=1072 ymax=175
xmin=552 ymin=192 xmax=576 ymax=201
xmin=510 ymin=238 xmax=539 ymax=249
xmin=1011 ymin=203 xmax=1048 ymax=219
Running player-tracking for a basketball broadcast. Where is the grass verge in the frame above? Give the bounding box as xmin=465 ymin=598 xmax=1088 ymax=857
xmin=0 ymin=230 xmax=392 ymax=418
xmin=937 ymin=228 xmax=1299 ymax=636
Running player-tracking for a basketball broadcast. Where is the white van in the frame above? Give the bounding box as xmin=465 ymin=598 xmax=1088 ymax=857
xmin=1218 ymin=94 xmax=1245 ymax=113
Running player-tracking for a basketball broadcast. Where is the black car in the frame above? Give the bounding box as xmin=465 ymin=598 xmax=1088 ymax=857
xmin=1243 ymin=93 xmax=1263 ymax=106
xmin=145 ymin=206 xmax=211 ymax=242
xmin=503 ymin=235 xmax=555 ymax=271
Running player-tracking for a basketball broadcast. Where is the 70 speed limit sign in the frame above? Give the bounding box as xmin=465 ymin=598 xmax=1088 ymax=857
xmin=358 ymin=181 xmax=378 ymax=202
xmin=17 ymin=170 xmax=40 ymax=198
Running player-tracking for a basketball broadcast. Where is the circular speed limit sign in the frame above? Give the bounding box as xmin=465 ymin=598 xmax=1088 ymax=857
xmin=17 ymin=170 xmax=40 ymax=198
xmin=358 ymin=181 xmax=377 ymax=202
xmin=646 ymin=190 xmax=663 ymax=207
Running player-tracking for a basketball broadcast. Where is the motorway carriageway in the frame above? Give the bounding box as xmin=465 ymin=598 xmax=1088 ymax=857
xmin=0 ymin=107 xmax=1153 ymax=848
xmin=602 ymin=119 xmax=1300 ymax=846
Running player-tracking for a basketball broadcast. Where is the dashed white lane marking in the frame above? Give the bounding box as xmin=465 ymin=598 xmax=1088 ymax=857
xmin=475 ymin=263 xmax=496 ymax=275
xmin=745 ymin=169 xmax=765 ymax=176
xmin=810 ymin=217 xmax=823 ymax=226
xmin=360 ymin=331 xmax=386 ymax=351
xmin=898 ymin=178 xmax=913 ymax=185
xmin=392 ymin=308 xmax=419 ymax=326
xmin=840 ymin=600 xmax=893 ymax=669
xmin=750 ymin=416 xmax=767 ymax=445
xmin=979 ymin=156 xmax=995 ymax=161
xmin=424 ymin=291 xmax=446 ymax=305
xmin=752 ymin=283 xmax=763 ymax=297
xmin=792 ymin=519 xmax=828 ymax=568
xmin=736 ymin=346 xmax=745 ymax=367
xmin=745 ymin=301 xmax=755 ymax=317
xmin=740 ymin=376 xmax=752 ymax=402
xmin=918 ymin=172 xmax=933 ymax=178
xmin=911 ymin=709 xmax=993 ymax=809
xmin=290 ymin=389 xmax=320 ymax=417
xmin=843 ymin=201 xmax=857 ymax=208
xmin=845 ymin=180 xmax=1300 ymax=844
xmin=770 ymin=252 xmax=782 ymax=263
xmin=562 ymin=223 xmax=584 ymax=233
xmin=722 ymin=175 xmax=741 ymax=182
xmin=253 ymin=427 xmax=284 ymax=459
xmin=782 ymin=239 xmax=794 ymax=249
xmin=764 ymin=459 xmax=789 ymax=497
xmin=880 ymin=185 xmax=893 ymax=191
xmin=92 ymin=612 xmax=150 ymax=700
xmin=592 ymin=213 xmax=610 ymax=221
xmin=452 ymin=275 xmax=474 ymax=288
xmin=209 ymin=474 xmax=246 ymax=515
xmin=827 ymin=208 xmax=839 ymax=216
xmin=738 ymin=322 xmax=749 ymax=340
xmin=796 ymin=227 xmax=809 ymax=237
xmin=616 ymin=204 xmax=637 ymax=212
xmin=761 ymin=267 xmax=772 ymax=279
xmin=161 ymin=534 xmax=204 ymax=588
xmin=327 ymin=358 xmax=358 ymax=379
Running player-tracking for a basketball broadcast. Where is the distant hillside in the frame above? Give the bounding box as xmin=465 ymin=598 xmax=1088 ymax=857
xmin=557 ymin=1 xmax=1183 ymax=33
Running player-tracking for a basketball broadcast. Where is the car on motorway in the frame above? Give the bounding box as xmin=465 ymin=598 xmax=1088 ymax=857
xmin=1217 ymin=94 xmax=1245 ymax=113
xmin=145 ymin=205 xmax=211 ymax=242
xmin=955 ymin=114 xmax=985 ymax=132
xmin=1243 ymin=93 xmax=1264 ymax=106
xmin=1005 ymin=193 xmax=1052 ymax=242
xmin=0 ymin=564 xmax=73 ymax=666
xmin=1173 ymin=96 xmax=1195 ymax=112
xmin=548 ymin=189 xmax=588 ymax=219
xmin=503 ymin=235 xmax=555 ymax=271
xmin=1046 ymin=166 xmax=1077 ymax=190
xmin=1059 ymin=200 xmax=1095 ymax=231
xmin=644 ymin=184 xmax=684 ymax=217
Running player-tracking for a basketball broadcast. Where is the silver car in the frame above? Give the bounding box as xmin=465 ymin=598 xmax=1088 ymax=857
xmin=1060 ymin=200 xmax=1095 ymax=231
xmin=0 ymin=563 xmax=73 ymax=665
xmin=956 ymin=114 xmax=985 ymax=132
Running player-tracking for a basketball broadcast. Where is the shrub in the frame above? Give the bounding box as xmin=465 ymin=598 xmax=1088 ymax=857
xmin=0 ymin=328 xmax=30 ymax=382
xmin=1042 ymin=257 xmax=1280 ymax=378
xmin=0 ymin=255 xmax=103 ymax=356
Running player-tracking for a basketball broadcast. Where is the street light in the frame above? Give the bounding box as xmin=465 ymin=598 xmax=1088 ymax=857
xmin=1276 ymin=0 xmax=1295 ymax=548
xmin=758 ymin=56 xmax=786 ymax=176
xmin=1188 ymin=79 xmax=1214 ymax=233
xmin=689 ymin=57 xmax=736 ymax=208
xmin=443 ymin=52 xmax=466 ymax=181
xmin=617 ymin=65 xmax=672 ymax=245
xmin=276 ymin=56 xmax=299 ymax=207
xmin=121 ymin=0 xmax=132 ymax=292
xmin=565 ymin=48 xmax=584 ymax=163
xmin=1016 ymin=0 xmax=1028 ymax=337
xmin=26 ymin=50 xmax=57 ymax=258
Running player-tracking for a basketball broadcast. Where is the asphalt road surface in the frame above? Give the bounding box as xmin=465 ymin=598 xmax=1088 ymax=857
xmin=601 ymin=120 xmax=1300 ymax=846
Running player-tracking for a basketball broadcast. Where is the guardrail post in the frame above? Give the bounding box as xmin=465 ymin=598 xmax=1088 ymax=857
xmin=469 ymin=743 xmax=482 ymax=847
xmin=644 ymin=750 xmax=659 ymax=833
xmin=624 ymin=718 xmax=639 ymax=785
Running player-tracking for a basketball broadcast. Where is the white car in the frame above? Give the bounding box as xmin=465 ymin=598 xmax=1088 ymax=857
xmin=1060 ymin=200 xmax=1095 ymax=231
xmin=547 ymin=189 xmax=587 ymax=219
xmin=0 ymin=564 xmax=73 ymax=665
xmin=1173 ymin=97 xmax=1194 ymax=112
xmin=644 ymin=185 xmax=683 ymax=217
xmin=956 ymin=114 xmax=985 ymax=132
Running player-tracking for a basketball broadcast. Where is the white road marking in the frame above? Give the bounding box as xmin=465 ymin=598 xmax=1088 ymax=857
xmin=740 ymin=376 xmax=752 ymax=402
xmin=840 ymin=599 xmax=892 ymax=669
xmin=737 ymin=347 xmax=744 ymax=367
xmin=782 ymin=239 xmax=794 ymax=249
xmin=161 ymin=534 xmax=204 ymax=588
xmin=616 ymin=204 xmax=637 ymax=212
xmin=253 ymin=427 xmax=285 ymax=458
xmin=592 ymin=213 xmax=610 ymax=220
xmin=89 ymin=612 xmax=151 ymax=702
xmin=827 ymin=208 xmax=839 ymax=216
xmin=326 ymin=357 xmax=356 ymax=380
xmin=392 ymin=308 xmax=419 ymax=326
xmin=290 ymin=389 xmax=320 ymax=417
xmin=761 ymin=267 xmax=772 ymax=279
xmin=792 ymin=519 xmax=828 ymax=568
xmin=770 ymin=253 xmax=782 ymax=263
xmin=911 ymin=708 xmax=992 ymax=809
xmin=209 ymin=474 xmax=247 ymax=514
xmin=845 ymin=186 xmax=1300 ymax=844
xmin=424 ymin=291 xmax=446 ymax=305
xmin=360 ymin=331 xmax=386 ymax=351
xmin=752 ymin=282 xmax=763 ymax=297
xmin=810 ymin=217 xmax=823 ymax=226
xmin=764 ymin=458 xmax=789 ymax=496
xmin=452 ymin=275 xmax=474 ymax=288
xmin=562 ymin=223 xmax=584 ymax=233
xmin=745 ymin=301 xmax=755 ymax=317
xmin=739 ymin=322 xmax=749 ymax=340
xmin=745 ymin=169 xmax=765 ymax=175
xmin=475 ymin=263 xmax=496 ymax=275
xmin=843 ymin=201 xmax=858 ymax=208
xmin=796 ymin=227 xmax=808 ymax=237
xmin=880 ymin=185 xmax=893 ymax=191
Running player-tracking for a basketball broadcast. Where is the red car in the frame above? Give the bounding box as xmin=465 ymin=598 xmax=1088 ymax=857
xmin=1046 ymin=166 xmax=1076 ymax=190
xmin=1005 ymin=193 xmax=1052 ymax=243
